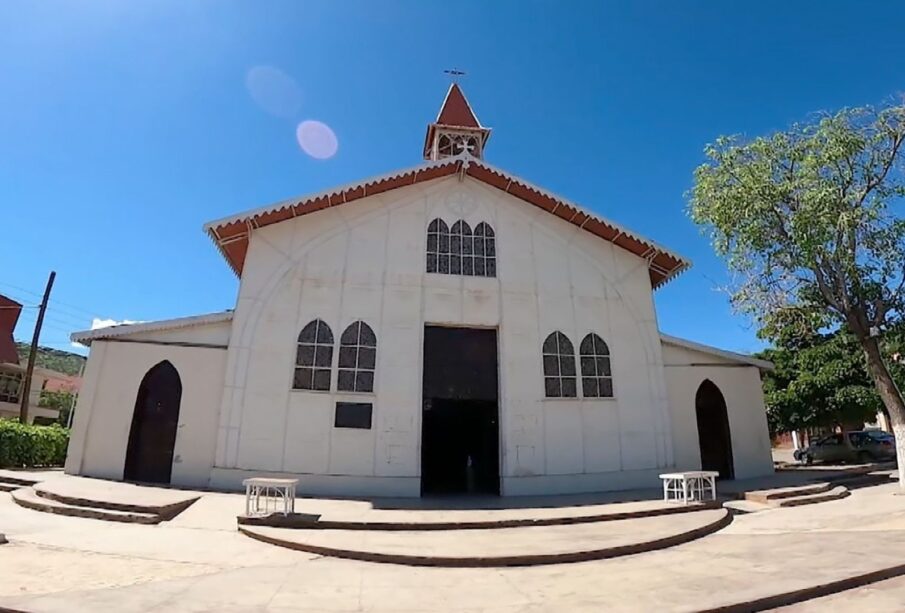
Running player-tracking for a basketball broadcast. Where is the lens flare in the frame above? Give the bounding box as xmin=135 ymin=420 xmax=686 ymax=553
xmin=245 ymin=66 xmax=302 ymax=118
xmin=296 ymin=120 xmax=338 ymax=159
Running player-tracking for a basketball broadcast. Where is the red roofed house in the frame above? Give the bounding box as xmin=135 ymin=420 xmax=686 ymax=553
xmin=0 ymin=294 xmax=68 ymax=424
xmin=66 ymin=85 xmax=773 ymax=494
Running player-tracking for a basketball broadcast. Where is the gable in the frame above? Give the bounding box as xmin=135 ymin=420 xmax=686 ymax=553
xmin=204 ymin=155 xmax=690 ymax=288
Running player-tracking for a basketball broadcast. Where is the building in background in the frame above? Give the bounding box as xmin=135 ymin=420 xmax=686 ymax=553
xmin=0 ymin=294 xmax=22 ymax=364
xmin=0 ymin=292 xmax=81 ymax=424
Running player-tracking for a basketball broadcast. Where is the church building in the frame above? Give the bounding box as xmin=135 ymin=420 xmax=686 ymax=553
xmin=67 ymin=85 xmax=774 ymax=496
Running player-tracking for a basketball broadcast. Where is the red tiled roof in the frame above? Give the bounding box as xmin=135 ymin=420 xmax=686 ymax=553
xmin=204 ymin=156 xmax=690 ymax=288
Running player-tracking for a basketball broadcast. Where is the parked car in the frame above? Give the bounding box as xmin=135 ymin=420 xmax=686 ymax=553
xmin=793 ymin=430 xmax=896 ymax=465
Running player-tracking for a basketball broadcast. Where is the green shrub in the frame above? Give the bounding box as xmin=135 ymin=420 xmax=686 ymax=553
xmin=0 ymin=420 xmax=70 ymax=468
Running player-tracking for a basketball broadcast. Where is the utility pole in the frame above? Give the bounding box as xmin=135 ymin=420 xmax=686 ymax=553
xmin=19 ymin=271 xmax=55 ymax=423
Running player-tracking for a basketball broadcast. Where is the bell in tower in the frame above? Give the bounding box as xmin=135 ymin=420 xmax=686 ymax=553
xmin=423 ymin=83 xmax=492 ymax=161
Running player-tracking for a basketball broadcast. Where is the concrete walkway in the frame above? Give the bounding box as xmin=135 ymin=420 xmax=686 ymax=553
xmin=2 ymin=480 xmax=905 ymax=611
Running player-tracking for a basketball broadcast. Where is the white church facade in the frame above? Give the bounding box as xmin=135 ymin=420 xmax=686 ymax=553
xmin=67 ymin=85 xmax=774 ymax=497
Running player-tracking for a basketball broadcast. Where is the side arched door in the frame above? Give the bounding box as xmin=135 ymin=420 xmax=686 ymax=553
xmin=124 ymin=361 xmax=182 ymax=484
xmin=695 ymin=379 xmax=735 ymax=479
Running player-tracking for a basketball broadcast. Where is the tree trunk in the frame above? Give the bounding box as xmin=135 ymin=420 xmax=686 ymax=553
xmin=860 ymin=336 xmax=905 ymax=492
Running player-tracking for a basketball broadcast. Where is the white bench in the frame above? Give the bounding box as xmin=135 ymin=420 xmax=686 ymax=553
xmin=243 ymin=477 xmax=298 ymax=516
xmin=659 ymin=471 xmax=719 ymax=504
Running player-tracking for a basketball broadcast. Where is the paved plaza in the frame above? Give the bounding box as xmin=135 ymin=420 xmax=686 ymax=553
xmin=2 ymin=477 xmax=905 ymax=612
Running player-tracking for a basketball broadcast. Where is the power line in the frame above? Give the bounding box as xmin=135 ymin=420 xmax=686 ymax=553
xmin=0 ymin=281 xmax=102 ymax=320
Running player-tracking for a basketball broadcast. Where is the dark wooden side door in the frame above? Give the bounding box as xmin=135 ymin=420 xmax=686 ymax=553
xmin=695 ymin=379 xmax=735 ymax=479
xmin=123 ymin=360 xmax=182 ymax=484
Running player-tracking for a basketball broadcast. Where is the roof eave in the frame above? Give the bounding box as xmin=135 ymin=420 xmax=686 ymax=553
xmin=71 ymin=311 xmax=234 ymax=346
xmin=660 ymin=333 xmax=774 ymax=371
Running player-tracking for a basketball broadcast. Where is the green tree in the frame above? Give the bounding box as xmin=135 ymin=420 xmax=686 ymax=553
xmin=758 ymin=329 xmax=881 ymax=435
xmin=689 ymin=102 xmax=905 ymax=489
xmin=38 ymin=390 xmax=76 ymax=426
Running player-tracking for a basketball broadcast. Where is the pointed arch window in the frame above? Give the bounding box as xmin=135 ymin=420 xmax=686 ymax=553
xmin=426 ymin=218 xmax=450 ymax=274
xmin=580 ymin=333 xmax=613 ymax=398
xmin=450 ymin=220 xmax=473 ymax=276
xmin=474 ymin=222 xmax=496 ymax=278
xmin=338 ymin=321 xmax=377 ymax=393
xmin=542 ymin=332 xmax=577 ymax=398
xmin=427 ymin=219 xmax=496 ymax=278
xmin=294 ymin=319 xmax=334 ymax=391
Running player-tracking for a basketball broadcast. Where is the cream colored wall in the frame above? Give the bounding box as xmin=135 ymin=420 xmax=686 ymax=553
xmin=661 ymin=342 xmax=773 ymax=480
xmin=65 ymin=337 xmax=227 ymax=488
xmin=213 ymin=175 xmax=674 ymax=495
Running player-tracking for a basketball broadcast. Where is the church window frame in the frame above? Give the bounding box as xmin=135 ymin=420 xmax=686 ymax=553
xmin=542 ymin=331 xmax=577 ymax=398
xmin=580 ymin=333 xmax=614 ymax=398
xmin=293 ymin=319 xmax=334 ymax=392
xmin=473 ymin=222 xmax=496 ymax=278
xmin=337 ymin=321 xmax=377 ymax=393
xmin=427 ymin=218 xmax=496 ymax=278
xmin=450 ymin=220 xmax=474 ymax=276
xmin=426 ymin=218 xmax=450 ymax=274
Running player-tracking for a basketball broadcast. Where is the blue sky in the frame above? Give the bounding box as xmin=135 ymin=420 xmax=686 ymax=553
xmin=2 ymin=1 xmax=904 ymax=355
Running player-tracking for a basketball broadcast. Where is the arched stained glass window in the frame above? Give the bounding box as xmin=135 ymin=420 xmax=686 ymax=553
xmin=427 ymin=219 xmax=496 ymax=278
xmin=294 ymin=319 xmax=333 ymax=391
xmin=426 ymin=218 xmax=450 ymax=274
xmin=337 ymin=321 xmax=377 ymax=393
xmin=451 ymin=220 xmax=473 ymax=276
xmin=580 ymin=333 xmax=613 ymax=398
xmin=474 ymin=222 xmax=496 ymax=278
xmin=542 ymin=331 xmax=577 ymax=398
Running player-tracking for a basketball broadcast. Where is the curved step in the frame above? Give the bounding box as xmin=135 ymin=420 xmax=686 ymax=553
xmin=238 ymin=499 xmax=721 ymax=531
xmin=0 ymin=482 xmax=25 ymax=493
xmin=240 ymin=508 xmax=732 ymax=567
xmin=744 ymin=482 xmax=832 ymax=503
xmin=769 ymin=485 xmax=850 ymax=507
xmin=0 ymin=471 xmax=42 ymax=487
xmin=33 ymin=480 xmax=197 ymax=520
xmin=11 ymin=487 xmax=161 ymax=524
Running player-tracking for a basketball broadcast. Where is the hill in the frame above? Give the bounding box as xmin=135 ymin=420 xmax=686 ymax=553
xmin=15 ymin=342 xmax=87 ymax=376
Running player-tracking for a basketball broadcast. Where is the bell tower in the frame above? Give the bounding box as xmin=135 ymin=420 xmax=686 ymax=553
xmin=423 ymin=83 xmax=491 ymax=161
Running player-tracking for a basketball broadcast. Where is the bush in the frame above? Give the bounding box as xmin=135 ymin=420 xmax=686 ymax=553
xmin=0 ymin=420 xmax=70 ymax=468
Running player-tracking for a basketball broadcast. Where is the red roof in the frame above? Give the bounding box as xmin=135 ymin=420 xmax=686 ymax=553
xmin=204 ymin=156 xmax=690 ymax=288
xmin=436 ymin=83 xmax=481 ymax=128
xmin=0 ymin=294 xmax=22 ymax=364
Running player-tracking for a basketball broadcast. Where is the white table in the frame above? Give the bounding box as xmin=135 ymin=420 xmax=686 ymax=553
xmin=659 ymin=471 xmax=719 ymax=504
xmin=243 ymin=477 xmax=298 ymax=516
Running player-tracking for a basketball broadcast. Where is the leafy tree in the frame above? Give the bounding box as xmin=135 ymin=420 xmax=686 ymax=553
xmin=38 ymin=390 xmax=75 ymax=426
xmin=690 ymin=102 xmax=905 ymax=488
xmin=758 ymin=329 xmax=881 ymax=435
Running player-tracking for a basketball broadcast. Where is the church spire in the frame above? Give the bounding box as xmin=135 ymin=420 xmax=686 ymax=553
xmin=423 ymin=83 xmax=491 ymax=161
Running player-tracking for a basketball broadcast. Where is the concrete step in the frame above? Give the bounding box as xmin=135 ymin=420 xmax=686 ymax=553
xmin=723 ymin=499 xmax=772 ymax=514
xmin=239 ymin=499 xmax=722 ymax=531
xmin=11 ymin=487 xmax=162 ymax=524
xmin=0 ymin=481 xmax=26 ymax=493
xmin=768 ymin=485 xmax=850 ymax=508
xmin=0 ymin=471 xmax=42 ymax=487
xmin=240 ymin=508 xmax=732 ymax=567
xmin=33 ymin=479 xmax=198 ymax=520
xmin=744 ymin=482 xmax=833 ymax=503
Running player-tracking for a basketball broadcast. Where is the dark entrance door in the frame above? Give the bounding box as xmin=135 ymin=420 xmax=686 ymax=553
xmin=124 ymin=361 xmax=182 ymax=484
xmin=695 ymin=379 xmax=734 ymax=479
xmin=421 ymin=326 xmax=499 ymax=495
